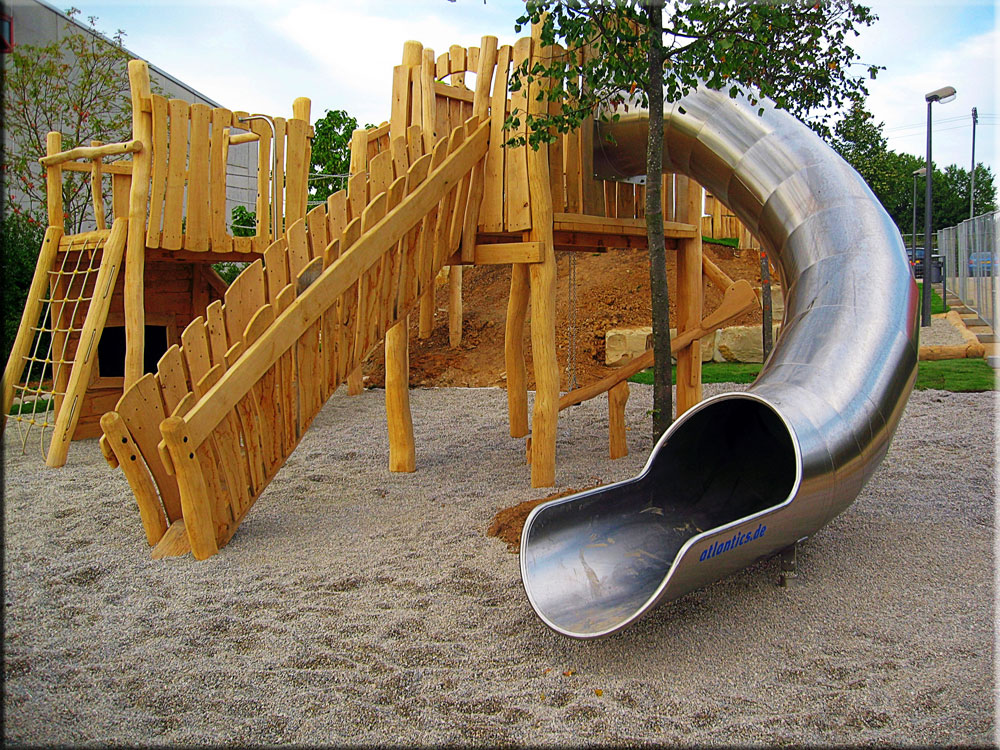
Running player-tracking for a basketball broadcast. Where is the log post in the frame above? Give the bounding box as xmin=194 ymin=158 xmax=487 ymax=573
xmin=385 ymin=40 xmax=422 ymax=472
xmin=159 ymin=416 xmax=218 ymax=560
xmin=608 ymin=380 xmax=629 ymax=459
xmin=125 ymin=61 xmax=153 ymax=389
xmin=676 ymin=176 xmax=703 ymax=416
xmin=526 ymin=29 xmax=559 ymax=487
xmin=505 ymin=262 xmax=530 ymax=437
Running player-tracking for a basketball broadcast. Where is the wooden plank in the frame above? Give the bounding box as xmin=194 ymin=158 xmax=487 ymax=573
xmin=195 ymin=365 xmax=248 ymax=526
xmin=285 ymin=218 xmax=311 ymax=282
xmin=146 ymin=94 xmax=169 ymax=247
xmin=205 ymin=299 xmax=229 ymax=368
xmin=460 ymin=36 xmax=497 ymax=261
xmin=325 ymin=190 xmax=348 ymax=260
xmin=161 ymin=98 xmax=189 ymax=250
xmin=368 ymin=150 xmax=392 ymax=201
xmin=354 ymin=192 xmax=387 ymax=360
xmin=347 ymin=173 xmax=367 ymax=223
xmin=112 ymin=173 xmax=130 ymax=219
xmin=183 ymin=118 xmax=491 ymax=446
xmin=474 ymin=242 xmax=544 ymax=264
xmin=273 ymin=117 xmax=286 ymax=238
xmin=116 ymin=373 xmax=182 ymax=522
xmin=547 ymin=47 xmax=567 ymax=214
xmin=306 ymin=204 xmax=329 ymax=260
xmin=421 ymin=49 xmax=437 ymax=150
xmin=101 ymin=411 xmax=167 ymax=547
xmin=618 ymin=181 xmax=635 ymax=218
xmin=156 ymin=345 xmax=191 ymax=415
xmin=185 ymin=102 xmax=211 ymax=251
xmin=209 ymin=108 xmax=233 ymax=252
xmin=505 ymin=37 xmax=532 ymax=231
xmin=552 ymin=212 xmax=698 ymax=237
xmin=608 ymin=381 xmax=629 ymax=459
xmin=223 ymin=259 xmax=266 ymax=348
xmin=180 ymin=317 xmax=213 ymax=397
xmin=390 ymin=136 xmax=409 ymax=181
xmin=263 ymin=238 xmax=289 ymax=304
xmin=251 ymin=118 xmax=272 ymax=253
xmin=480 ymin=43 xmax=511 ymax=233
xmin=436 ymin=51 xmax=449 ymax=79
xmin=337 ymin=218 xmax=362 ymax=385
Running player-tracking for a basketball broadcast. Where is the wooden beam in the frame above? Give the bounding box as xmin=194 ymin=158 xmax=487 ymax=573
xmin=474 ymin=242 xmax=544 ymax=264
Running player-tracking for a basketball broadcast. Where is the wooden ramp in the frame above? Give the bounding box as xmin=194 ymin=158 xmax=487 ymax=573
xmin=101 ymin=117 xmax=490 ymax=560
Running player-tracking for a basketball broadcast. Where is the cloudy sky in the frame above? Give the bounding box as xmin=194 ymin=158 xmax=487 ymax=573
xmin=77 ymin=0 xmax=997 ymax=178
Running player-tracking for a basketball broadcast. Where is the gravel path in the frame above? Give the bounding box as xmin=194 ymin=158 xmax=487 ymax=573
xmin=919 ymin=316 xmax=971 ymax=347
xmin=3 ymin=385 xmax=995 ymax=747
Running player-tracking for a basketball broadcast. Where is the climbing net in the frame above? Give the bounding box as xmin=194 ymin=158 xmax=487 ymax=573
xmin=9 ymin=234 xmax=105 ymax=457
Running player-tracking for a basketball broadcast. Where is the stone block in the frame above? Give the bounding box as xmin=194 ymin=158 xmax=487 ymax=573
xmin=605 ymin=326 xmax=652 ymax=365
xmin=714 ymin=324 xmax=782 ymax=363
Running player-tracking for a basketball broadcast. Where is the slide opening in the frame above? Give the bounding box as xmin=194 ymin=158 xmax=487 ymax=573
xmin=521 ymin=395 xmax=798 ymax=637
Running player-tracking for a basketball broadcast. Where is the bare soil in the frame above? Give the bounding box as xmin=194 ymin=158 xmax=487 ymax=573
xmin=362 ymin=242 xmax=765 ymax=390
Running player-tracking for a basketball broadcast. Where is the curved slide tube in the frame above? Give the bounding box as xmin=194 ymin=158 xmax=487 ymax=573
xmin=519 ymin=87 xmax=919 ymax=639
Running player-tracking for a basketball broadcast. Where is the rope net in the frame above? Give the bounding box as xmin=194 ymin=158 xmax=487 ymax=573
xmin=9 ymin=234 xmax=105 ymax=457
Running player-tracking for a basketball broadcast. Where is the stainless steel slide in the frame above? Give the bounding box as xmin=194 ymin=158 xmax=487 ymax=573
xmin=519 ymin=87 xmax=920 ymax=639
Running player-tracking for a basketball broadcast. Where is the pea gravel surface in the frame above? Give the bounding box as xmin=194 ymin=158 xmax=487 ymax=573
xmin=3 ymin=385 xmax=996 ymax=747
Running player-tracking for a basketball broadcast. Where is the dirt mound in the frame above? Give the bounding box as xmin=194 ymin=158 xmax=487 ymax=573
xmin=362 ymin=242 xmax=764 ymax=390
xmin=486 ymin=487 xmax=595 ymax=552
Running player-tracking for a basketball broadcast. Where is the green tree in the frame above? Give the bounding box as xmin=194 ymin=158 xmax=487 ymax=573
xmin=512 ymin=0 xmax=879 ymax=437
xmin=827 ymin=103 xmax=996 ymax=235
xmin=3 ymin=8 xmax=136 ymax=233
xmin=310 ymin=108 xmax=358 ymax=205
xmin=2 ymin=214 xmax=47 ymax=366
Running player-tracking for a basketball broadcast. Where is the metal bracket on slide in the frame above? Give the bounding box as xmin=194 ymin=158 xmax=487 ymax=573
xmin=778 ymin=537 xmax=808 ymax=588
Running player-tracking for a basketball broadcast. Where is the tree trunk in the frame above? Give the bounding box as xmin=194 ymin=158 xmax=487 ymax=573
xmin=644 ymin=0 xmax=672 ymax=439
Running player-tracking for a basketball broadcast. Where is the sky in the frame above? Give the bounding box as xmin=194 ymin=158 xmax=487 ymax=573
xmin=73 ymin=0 xmax=997 ymax=179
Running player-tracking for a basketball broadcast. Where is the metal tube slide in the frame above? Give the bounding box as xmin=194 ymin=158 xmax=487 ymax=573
xmin=519 ymin=87 xmax=919 ymax=639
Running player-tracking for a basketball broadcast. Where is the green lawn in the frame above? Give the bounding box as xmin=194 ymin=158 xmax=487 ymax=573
xmin=916 ymin=282 xmax=949 ymax=314
xmin=628 ymin=358 xmax=995 ymax=392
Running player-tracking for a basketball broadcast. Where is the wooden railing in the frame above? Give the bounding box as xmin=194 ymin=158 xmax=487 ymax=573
xmin=103 ymin=117 xmax=491 ymax=558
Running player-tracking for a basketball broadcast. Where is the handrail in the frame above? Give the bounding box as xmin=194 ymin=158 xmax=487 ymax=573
xmin=39 ymin=139 xmax=143 ymax=167
xmin=180 ymin=117 xmax=491 ymax=448
xmin=558 ymin=279 xmax=758 ymax=411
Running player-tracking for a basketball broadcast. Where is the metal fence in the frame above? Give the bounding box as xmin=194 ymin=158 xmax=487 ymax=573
xmin=938 ymin=211 xmax=998 ymax=333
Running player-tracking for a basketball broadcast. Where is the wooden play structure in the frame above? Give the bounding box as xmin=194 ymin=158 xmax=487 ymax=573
xmin=4 ymin=26 xmax=760 ymax=560
xmin=3 ymin=60 xmax=312 ymax=466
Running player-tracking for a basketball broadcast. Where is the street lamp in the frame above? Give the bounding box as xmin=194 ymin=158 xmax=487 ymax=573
xmin=921 ymin=85 xmax=956 ymax=327
xmin=911 ymin=167 xmax=926 ymax=268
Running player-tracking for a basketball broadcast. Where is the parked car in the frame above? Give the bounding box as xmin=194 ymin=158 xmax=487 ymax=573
xmin=968 ymin=252 xmax=993 ymax=276
xmin=911 ymin=249 xmax=943 ymax=282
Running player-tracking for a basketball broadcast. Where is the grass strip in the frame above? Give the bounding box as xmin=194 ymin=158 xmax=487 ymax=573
xmin=628 ymin=358 xmax=995 ymax=392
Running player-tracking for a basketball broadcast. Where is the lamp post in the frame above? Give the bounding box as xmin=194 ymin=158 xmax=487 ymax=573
xmin=921 ymin=85 xmax=956 ymax=328
xmin=911 ymin=167 xmax=926 ymax=268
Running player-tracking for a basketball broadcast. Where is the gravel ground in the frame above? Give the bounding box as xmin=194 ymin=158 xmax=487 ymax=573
xmin=3 ymin=384 xmax=996 ymax=747
xmin=919 ymin=316 xmax=972 ymax=347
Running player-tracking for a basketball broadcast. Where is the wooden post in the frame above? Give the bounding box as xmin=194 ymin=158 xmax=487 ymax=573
xmin=448 ymin=266 xmax=463 ymax=348
xmin=526 ymin=29 xmax=559 ymax=488
xmin=505 ymin=263 xmax=530 ymax=437
xmin=385 ymin=40 xmax=421 ymax=473
xmin=159 ymin=416 xmax=219 ymax=560
xmin=45 ymin=131 xmax=64 ymax=229
xmin=676 ymin=176 xmax=703 ymax=416
xmin=608 ymin=380 xmax=629 ymax=459
xmin=125 ymin=61 xmax=153 ymax=389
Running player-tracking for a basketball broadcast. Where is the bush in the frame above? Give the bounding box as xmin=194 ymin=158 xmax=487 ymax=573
xmin=2 ymin=213 xmax=46 ymax=366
